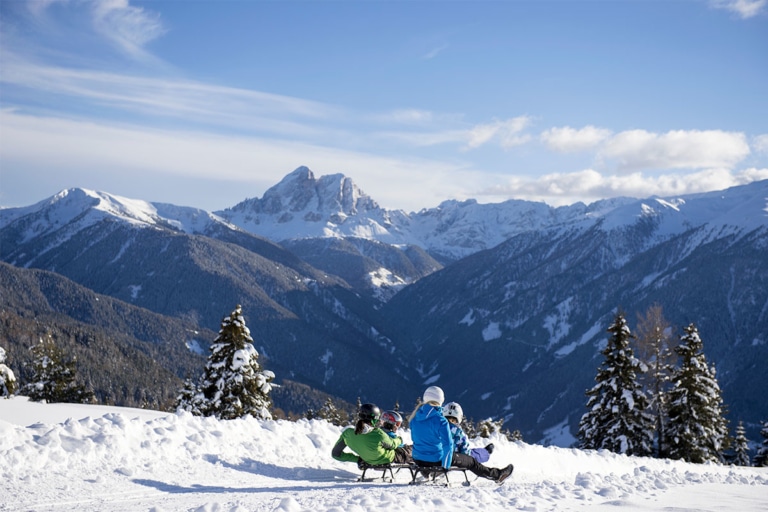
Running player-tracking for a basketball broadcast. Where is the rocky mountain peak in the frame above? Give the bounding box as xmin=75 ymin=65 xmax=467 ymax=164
xmin=234 ymin=166 xmax=379 ymax=217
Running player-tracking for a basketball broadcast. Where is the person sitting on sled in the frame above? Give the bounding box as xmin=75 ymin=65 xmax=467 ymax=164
xmin=443 ymin=402 xmax=494 ymax=464
xmin=331 ymin=403 xmax=412 ymax=467
xmin=379 ymin=410 xmax=405 ymax=444
xmin=408 ymin=386 xmax=514 ymax=484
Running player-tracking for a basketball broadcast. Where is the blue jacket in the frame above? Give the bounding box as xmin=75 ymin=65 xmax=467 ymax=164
xmin=448 ymin=422 xmax=490 ymax=463
xmin=448 ymin=422 xmax=470 ymax=455
xmin=410 ymin=403 xmax=453 ymax=468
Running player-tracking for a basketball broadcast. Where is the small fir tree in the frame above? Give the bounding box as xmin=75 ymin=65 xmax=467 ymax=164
xmin=635 ymin=304 xmax=675 ymax=457
xmin=754 ymin=420 xmax=768 ymax=467
xmin=577 ymin=312 xmax=654 ymax=456
xmin=0 ymin=346 xmax=17 ymax=398
xmin=177 ymin=305 xmax=275 ymax=420
xmin=175 ymin=377 xmax=204 ymax=415
xmin=732 ymin=421 xmax=751 ymax=466
xmin=22 ymin=336 xmax=94 ymax=404
xmin=317 ymin=397 xmax=348 ymax=426
xmin=664 ymin=324 xmax=729 ymax=464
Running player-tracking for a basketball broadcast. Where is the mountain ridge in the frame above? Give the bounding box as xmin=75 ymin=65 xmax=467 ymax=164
xmin=2 ymin=170 xmax=766 ymax=444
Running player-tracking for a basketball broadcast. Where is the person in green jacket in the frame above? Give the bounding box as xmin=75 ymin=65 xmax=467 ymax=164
xmin=332 ymin=403 xmax=412 ymax=466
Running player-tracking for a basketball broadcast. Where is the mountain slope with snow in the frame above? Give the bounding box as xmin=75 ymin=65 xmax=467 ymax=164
xmin=0 ymin=192 xmax=415 ymax=411
xmin=1 ymin=397 xmax=766 ymax=512
xmin=2 ymin=172 xmax=766 ymax=447
xmin=218 ymin=167 xmax=768 ymax=264
xmin=380 ymin=180 xmax=768 ymax=443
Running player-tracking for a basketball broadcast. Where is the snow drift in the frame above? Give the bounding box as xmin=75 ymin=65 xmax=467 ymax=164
xmin=1 ymin=397 xmax=766 ymax=511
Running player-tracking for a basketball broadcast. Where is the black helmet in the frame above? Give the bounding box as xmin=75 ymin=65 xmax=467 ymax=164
xmin=358 ymin=403 xmax=381 ymax=424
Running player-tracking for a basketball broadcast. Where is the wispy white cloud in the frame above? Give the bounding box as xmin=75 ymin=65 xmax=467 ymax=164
xmin=709 ymin=0 xmax=767 ymax=19
xmin=753 ymin=134 xmax=768 ymax=153
xmin=423 ymin=43 xmax=449 ymax=60
xmin=475 ymin=167 xmax=768 ymax=206
xmin=377 ymin=109 xmax=436 ymax=125
xmin=25 ymin=0 xmax=166 ymax=62
xmin=90 ymin=0 xmax=166 ymax=61
xmin=465 ymin=116 xmax=532 ymax=150
xmin=541 ymin=125 xmax=613 ymax=153
xmin=1 ymin=54 xmax=342 ymax=136
xmin=374 ymin=116 xmax=533 ymax=151
xmin=598 ymin=129 xmax=750 ymax=172
xmin=0 ymin=109 xmax=473 ymax=212
xmin=376 ymin=129 xmax=468 ymax=147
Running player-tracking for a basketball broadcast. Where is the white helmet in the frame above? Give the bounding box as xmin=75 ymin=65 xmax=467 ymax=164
xmin=422 ymin=386 xmax=445 ymax=406
xmin=444 ymin=402 xmax=463 ymax=423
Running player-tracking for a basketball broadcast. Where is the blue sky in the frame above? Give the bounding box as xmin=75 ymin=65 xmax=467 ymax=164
xmin=1 ymin=0 xmax=767 ymax=212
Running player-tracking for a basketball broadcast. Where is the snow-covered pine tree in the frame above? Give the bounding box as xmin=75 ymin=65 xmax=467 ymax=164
xmin=193 ymin=305 xmax=275 ymax=420
xmin=664 ymin=323 xmax=729 ymax=464
xmin=577 ymin=312 xmax=654 ymax=456
xmin=175 ymin=376 xmax=204 ymax=415
xmin=0 ymin=346 xmax=17 ymax=398
xmin=317 ymin=397 xmax=347 ymax=426
xmin=635 ymin=304 xmax=675 ymax=457
xmin=754 ymin=420 xmax=768 ymax=467
xmin=732 ymin=421 xmax=751 ymax=466
xmin=22 ymin=336 xmax=94 ymax=404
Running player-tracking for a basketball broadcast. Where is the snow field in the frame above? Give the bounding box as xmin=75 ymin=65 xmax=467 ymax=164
xmin=1 ymin=397 xmax=766 ymax=511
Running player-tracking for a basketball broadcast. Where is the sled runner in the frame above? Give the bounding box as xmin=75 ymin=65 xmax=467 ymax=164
xmin=357 ymin=462 xmax=470 ymax=486
xmin=357 ymin=461 xmax=413 ymax=482
xmin=407 ymin=465 xmax=471 ymax=486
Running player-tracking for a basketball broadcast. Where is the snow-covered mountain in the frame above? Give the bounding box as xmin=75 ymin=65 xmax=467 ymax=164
xmin=217 ymin=166 xmax=768 ymax=266
xmin=381 ymin=179 xmax=768 ymax=443
xmin=0 ymin=188 xmax=416 ymax=408
xmin=1 ymin=172 xmax=766 ymax=445
xmin=217 ymin=166 xmax=638 ymax=262
xmin=218 ymin=166 xmax=407 ymax=242
xmin=0 ymin=188 xmax=237 ymax=243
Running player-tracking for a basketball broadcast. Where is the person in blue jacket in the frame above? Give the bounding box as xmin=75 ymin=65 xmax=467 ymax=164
xmin=408 ymin=386 xmax=514 ymax=484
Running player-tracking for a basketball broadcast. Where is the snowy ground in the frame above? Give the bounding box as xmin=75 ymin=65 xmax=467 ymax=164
xmin=1 ymin=397 xmax=766 ymax=512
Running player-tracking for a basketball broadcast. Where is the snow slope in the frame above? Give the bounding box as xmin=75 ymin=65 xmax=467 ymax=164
xmin=1 ymin=397 xmax=765 ymax=512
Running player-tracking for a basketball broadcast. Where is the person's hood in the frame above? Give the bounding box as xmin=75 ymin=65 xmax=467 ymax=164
xmin=412 ymin=403 xmax=443 ymax=423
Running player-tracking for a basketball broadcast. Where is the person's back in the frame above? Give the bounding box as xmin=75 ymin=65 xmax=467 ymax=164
xmin=335 ymin=426 xmax=400 ymax=466
xmin=331 ymin=403 xmax=406 ymax=466
xmin=410 ymin=388 xmax=515 ymax=484
xmin=409 ymin=387 xmax=453 ymax=468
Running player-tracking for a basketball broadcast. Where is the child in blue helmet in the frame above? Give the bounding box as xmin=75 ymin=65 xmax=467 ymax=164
xmin=443 ymin=401 xmax=494 ymax=464
xmin=408 ymin=386 xmax=514 ymax=484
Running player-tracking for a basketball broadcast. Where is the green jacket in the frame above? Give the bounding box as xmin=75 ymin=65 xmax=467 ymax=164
xmin=332 ymin=426 xmax=403 ymax=465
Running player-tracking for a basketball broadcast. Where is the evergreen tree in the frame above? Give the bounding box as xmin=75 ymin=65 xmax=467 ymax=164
xmin=577 ymin=312 xmax=654 ymax=456
xmin=0 ymin=346 xmax=17 ymax=398
xmin=175 ymin=377 xmax=204 ymax=415
xmin=664 ymin=324 xmax=729 ymax=464
xmin=635 ymin=304 xmax=675 ymax=457
xmin=732 ymin=421 xmax=751 ymax=466
xmin=754 ymin=420 xmax=768 ymax=467
xmin=317 ymin=397 xmax=348 ymax=426
xmin=22 ymin=335 xmax=94 ymax=404
xmin=178 ymin=305 xmax=275 ymax=420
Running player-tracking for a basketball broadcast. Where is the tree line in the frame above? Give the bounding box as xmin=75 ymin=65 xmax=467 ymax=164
xmin=577 ymin=305 xmax=767 ymax=467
